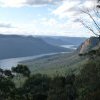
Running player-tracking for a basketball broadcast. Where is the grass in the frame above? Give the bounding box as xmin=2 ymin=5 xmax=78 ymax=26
xmin=20 ymin=52 xmax=87 ymax=76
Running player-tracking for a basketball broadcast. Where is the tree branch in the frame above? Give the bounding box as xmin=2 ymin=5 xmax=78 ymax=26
xmin=81 ymin=9 xmax=100 ymax=31
xmin=79 ymin=19 xmax=99 ymax=36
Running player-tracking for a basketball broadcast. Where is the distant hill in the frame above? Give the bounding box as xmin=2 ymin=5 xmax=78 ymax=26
xmin=39 ymin=36 xmax=86 ymax=46
xmin=19 ymin=36 xmax=100 ymax=76
xmin=0 ymin=34 xmax=72 ymax=59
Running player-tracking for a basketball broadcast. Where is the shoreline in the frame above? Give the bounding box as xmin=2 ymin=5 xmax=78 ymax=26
xmin=0 ymin=52 xmax=71 ymax=69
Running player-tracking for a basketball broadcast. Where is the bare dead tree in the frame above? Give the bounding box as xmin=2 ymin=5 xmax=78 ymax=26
xmin=77 ymin=1 xmax=100 ymax=40
xmin=79 ymin=9 xmax=100 ymax=35
xmin=79 ymin=19 xmax=99 ymax=36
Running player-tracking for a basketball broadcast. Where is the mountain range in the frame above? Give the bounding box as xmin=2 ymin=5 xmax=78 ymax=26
xmin=37 ymin=36 xmax=86 ymax=46
xmin=20 ymin=36 xmax=100 ymax=75
xmin=0 ymin=34 xmax=86 ymax=59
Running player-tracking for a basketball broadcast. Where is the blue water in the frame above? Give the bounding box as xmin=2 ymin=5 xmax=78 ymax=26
xmin=60 ymin=45 xmax=77 ymax=50
xmin=0 ymin=44 xmax=75 ymax=69
xmin=0 ymin=53 xmax=64 ymax=69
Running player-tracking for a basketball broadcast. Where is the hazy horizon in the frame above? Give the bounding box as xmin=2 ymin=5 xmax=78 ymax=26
xmin=0 ymin=33 xmax=89 ymax=38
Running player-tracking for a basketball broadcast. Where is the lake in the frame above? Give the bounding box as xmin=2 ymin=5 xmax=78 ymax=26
xmin=0 ymin=44 xmax=76 ymax=69
xmin=0 ymin=52 xmax=66 ymax=69
xmin=60 ymin=45 xmax=77 ymax=50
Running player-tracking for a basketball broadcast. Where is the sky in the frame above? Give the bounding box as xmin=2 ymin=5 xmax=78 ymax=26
xmin=0 ymin=0 xmax=98 ymax=37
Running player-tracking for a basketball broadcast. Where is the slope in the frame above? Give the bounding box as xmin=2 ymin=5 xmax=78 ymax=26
xmin=0 ymin=34 xmax=71 ymax=59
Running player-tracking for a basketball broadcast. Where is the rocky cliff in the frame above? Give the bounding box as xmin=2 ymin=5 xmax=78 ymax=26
xmin=78 ymin=37 xmax=100 ymax=54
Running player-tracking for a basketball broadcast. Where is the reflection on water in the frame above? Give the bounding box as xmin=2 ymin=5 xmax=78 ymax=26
xmin=60 ymin=45 xmax=77 ymax=50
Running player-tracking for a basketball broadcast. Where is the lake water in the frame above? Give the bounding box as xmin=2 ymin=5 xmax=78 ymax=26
xmin=0 ymin=45 xmax=76 ymax=69
xmin=60 ymin=45 xmax=77 ymax=50
xmin=0 ymin=52 xmax=65 ymax=69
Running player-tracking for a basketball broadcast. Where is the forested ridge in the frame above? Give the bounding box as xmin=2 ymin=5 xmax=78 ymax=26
xmin=0 ymin=47 xmax=100 ymax=100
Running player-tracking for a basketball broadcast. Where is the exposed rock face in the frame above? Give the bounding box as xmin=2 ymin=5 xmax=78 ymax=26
xmin=79 ymin=37 xmax=100 ymax=54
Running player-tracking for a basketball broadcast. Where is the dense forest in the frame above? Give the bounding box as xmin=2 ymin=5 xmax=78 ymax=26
xmin=0 ymin=47 xmax=100 ymax=100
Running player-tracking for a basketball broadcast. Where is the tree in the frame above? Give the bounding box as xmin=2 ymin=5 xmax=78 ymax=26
xmin=48 ymin=75 xmax=77 ymax=100
xmin=76 ymin=59 xmax=100 ymax=100
xmin=22 ymin=74 xmax=50 ymax=100
xmin=0 ymin=74 xmax=15 ymax=100
xmin=97 ymin=0 xmax=100 ymax=8
xmin=4 ymin=70 xmax=14 ymax=79
xmin=0 ymin=68 xmax=3 ymax=78
xmin=77 ymin=0 xmax=100 ymax=39
xmin=12 ymin=65 xmax=30 ymax=87
xmin=79 ymin=10 xmax=99 ymax=35
xmin=12 ymin=65 xmax=30 ymax=77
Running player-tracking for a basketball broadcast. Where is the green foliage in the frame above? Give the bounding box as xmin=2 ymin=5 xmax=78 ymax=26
xmin=0 ymin=77 xmax=15 ymax=100
xmin=21 ymin=74 xmax=50 ymax=100
xmin=76 ymin=48 xmax=100 ymax=100
xmin=48 ymin=75 xmax=77 ymax=100
xmin=0 ymin=66 xmax=77 ymax=100
xmin=4 ymin=70 xmax=14 ymax=78
xmin=12 ymin=64 xmax=30 ymax=77
xmin=22 ymin=52 xmax=86 ymax=76
xmin=0 ymin=48 xmax=100 ymax=100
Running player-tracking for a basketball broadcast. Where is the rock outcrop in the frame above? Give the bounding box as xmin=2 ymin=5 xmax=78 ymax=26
xmin=78 ymin=37 xmax=100 ymax=54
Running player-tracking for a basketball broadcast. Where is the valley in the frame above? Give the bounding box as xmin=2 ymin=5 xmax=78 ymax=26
xmin=0 ymin=34 xmax=87 ymax=74
xmin=20 ymin=52 xmax=87 ymax=76
xmin=0 ymin=52 xmax=66 ymax=69
xmin=0 ymin=1 xmax=100 ymax=100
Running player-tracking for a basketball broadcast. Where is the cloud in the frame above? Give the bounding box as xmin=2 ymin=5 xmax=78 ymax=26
xmin=52 ymin=0 xmax=96 ymax=19
xmin=0 ymin=0 xmax=26 ymax=7
xmin=0 ymin=0 xmax=97 ymax=37
xmin=32 ymin=18 xmax=92 ymax=37
xmin=0 ymin=25 xmax=29 ymax=35
xmin=50 ymin=0 xmax=98 ymax=37
xmin=0 ymin=23 xmax=19 ymax=34
xmin=25 ymin=0 xmax=61 ymax=5
xmin=0 ymin=0 xmax=63 ymax=7
xmin=0 ymin=23 xmax=14 ymax=28
xmin=0 ymin=18 xmax=92 ymax=37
